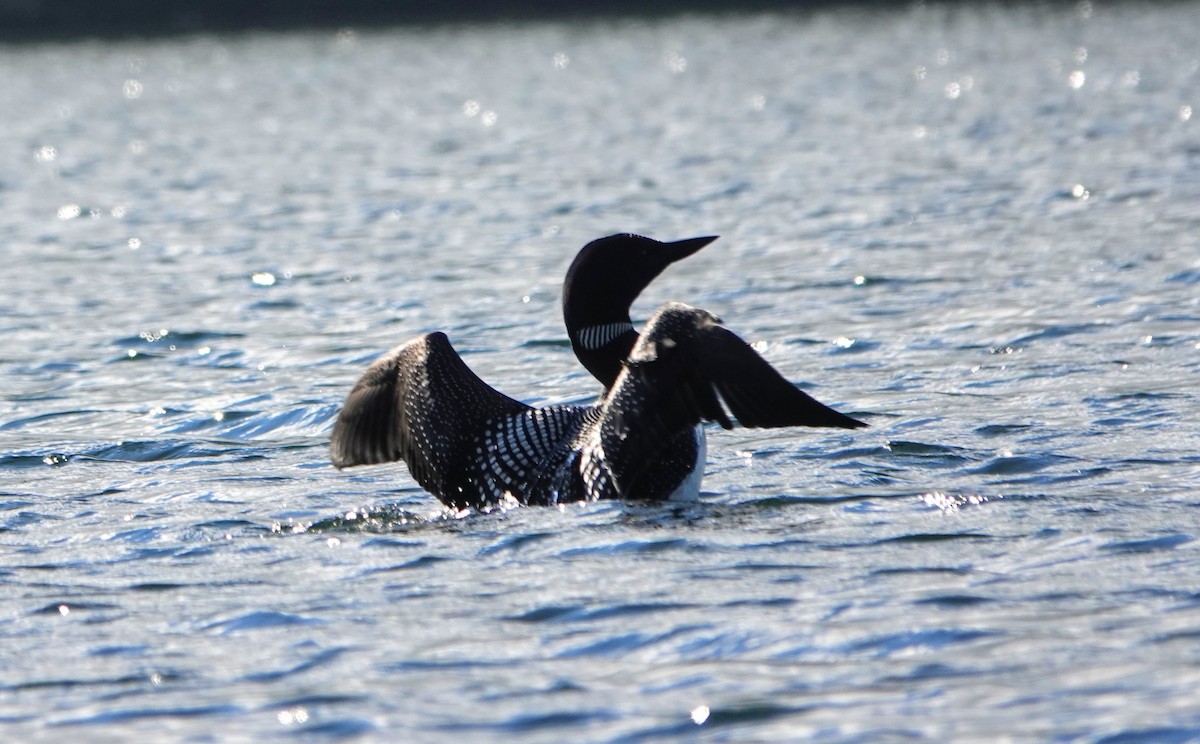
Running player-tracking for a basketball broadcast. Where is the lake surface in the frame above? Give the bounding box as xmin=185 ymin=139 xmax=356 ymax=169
xmin=2 ymin=3 xmax=1199 ymax=741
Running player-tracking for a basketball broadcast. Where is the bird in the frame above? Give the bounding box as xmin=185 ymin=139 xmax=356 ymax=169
xmin=329 ymin=234 xmax=865 ymax=510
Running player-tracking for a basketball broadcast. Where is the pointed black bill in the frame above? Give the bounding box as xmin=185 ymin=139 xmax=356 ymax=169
xmin=661 ymin=235 xmax=718 ymax=263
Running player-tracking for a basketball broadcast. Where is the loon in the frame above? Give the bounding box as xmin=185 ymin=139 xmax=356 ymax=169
xmin=329 ymin=234 xmax=866 ymax=510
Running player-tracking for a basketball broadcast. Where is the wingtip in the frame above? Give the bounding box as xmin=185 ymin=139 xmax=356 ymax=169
xmin=328 ymin=445 xmax=352 ymax=469
xmin=328 ymin=439 xmax=358 ymax=470
xmin=806 ymin=410 xmax=869 ymax=430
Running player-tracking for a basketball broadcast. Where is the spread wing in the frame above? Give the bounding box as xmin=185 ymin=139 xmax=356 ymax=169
xmin=598 ymin=302 xmax=866 ymax=497
xmin=329 ymin=332 xmax=531 ymax=503
xmin=701 ymin=326 xmax=867 ymax=431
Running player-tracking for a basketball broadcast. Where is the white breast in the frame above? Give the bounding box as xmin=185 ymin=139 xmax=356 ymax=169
xmin=665 ymin=425 xmax=706 ymax=502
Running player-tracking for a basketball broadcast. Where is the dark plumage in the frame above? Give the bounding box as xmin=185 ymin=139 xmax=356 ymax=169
xmin=330 ymin=235 xmax=865 ymax=510
xmin=563 ymin=234 xmax=716 ymax=388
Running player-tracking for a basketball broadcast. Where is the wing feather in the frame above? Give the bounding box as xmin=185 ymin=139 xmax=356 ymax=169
xmin=597 ymin=302 xmax=866 ymax=498
xmin=330 ymin=333 xmax=531 ymax=503
xmin=701 ymin=325 xmax=867 ymax=429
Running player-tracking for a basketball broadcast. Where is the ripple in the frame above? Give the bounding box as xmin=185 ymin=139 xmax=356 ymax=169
xmin=1005 ymin=322 xmax=1110 ymax=347
xmin=215 ymin=403 xmax=335 ymax=440
xmin=1166 ymin=269 xmax=1200 ymax=284
xmin=970 ymin=453 xmax=1077 ymax=476
xmin=881 ymin=662 xmax=993 ymax=682
xmin=884 ymin=440 xmax=964 ymax=456
xmin=508 ymin=601 xmax=697 ymax=625
xmin=289 ymin=718 xmax=378 ymax=738
xmin=883 ymin=440 xmax=976 ymax=469
xmin=694 ymin=701 xmax=811 ymax=728
xmin=838 ymin=628 xmax=1003 ymax=658
xmin=88 ymin=644 xmax=150 ymax=657
xmin=558 ymin=537 xmax=697 ymax=558
xmin=974 ymin=423 xmax=1034 ymax=437
xmin=872 ymin=532 xmax=993 ymax=545
xmin=1100 ymin=534 xmax=1192 ymax=554
xmin=506 ymin=604 xmax=586 ymax=623
xmin=497 ymin=709 xmax=618 ymax=733
xmin=243 ymin=646 xmax=350 ymax=683
xmin=358 ymin=555 xmax=450 ymax=575
xmin=203 ymin=611 xmax=324 ymax=635
xmin=478 ymin=531 xmax=556 ymax=556
xmin=52 ymin=705 xmax=243 ymax=728
xmin=1096 ymin=727 xmax=1200 ymax=744
xmin=104 ymin=526 xmax=162 ymax=544
xmin=520 ymin=337 xmax=572 ymax=349
xmin=4 ymin=9 xmax=1200 ymax=743
xmin=434 ymin=708 xmax=617 ymax=735
xmin=556 ymin=624 xmax=706 ymax=658
xmin=83 ymin=439 xmax=248 ymax=463
xmin=127 ymin=582 xmax=188 ymax=592
xmin=162 ymin=409 xmax=257 ymax=434
xmin=32 ymin=601 xmax=122 ymax=615
xmin=913 ymin=594 xmax=996 ymax=608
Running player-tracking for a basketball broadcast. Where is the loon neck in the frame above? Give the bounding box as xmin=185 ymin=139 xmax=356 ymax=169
xmin=570 ymin=321 xmax=638 ymax=389
xmin=561 ymin=233 xmax=718 ymax=390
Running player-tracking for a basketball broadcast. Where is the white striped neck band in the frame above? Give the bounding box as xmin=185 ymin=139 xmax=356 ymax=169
xmin=576 ymin=321 xmax=635 ymax=350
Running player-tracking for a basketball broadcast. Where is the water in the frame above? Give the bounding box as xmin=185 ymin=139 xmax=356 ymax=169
xmin=2 ymin=3 xmax=1200 ymax=740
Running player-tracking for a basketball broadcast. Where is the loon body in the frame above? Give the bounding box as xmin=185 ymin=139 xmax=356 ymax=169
xmin=330 ymin=235 xmax=865 ymax=509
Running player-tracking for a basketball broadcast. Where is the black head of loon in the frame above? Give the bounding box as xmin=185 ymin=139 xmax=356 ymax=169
xmin=562 ymin=233 xmax=717 ymax=389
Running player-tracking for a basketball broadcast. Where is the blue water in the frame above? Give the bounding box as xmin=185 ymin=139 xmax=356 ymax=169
xmin=3 ymin=3 xmax=1200 ymax=741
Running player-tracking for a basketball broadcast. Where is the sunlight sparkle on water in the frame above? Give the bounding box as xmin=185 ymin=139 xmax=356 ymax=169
xmin=277 ymin=707 xmax=309 ymax=725
xmin=922 ymin=492 xmax=992 ymax=512
xmin=663 ymin=49 xmax=688 ymax=73
xmin=2 ymin=8 xmax=1197 ymax=741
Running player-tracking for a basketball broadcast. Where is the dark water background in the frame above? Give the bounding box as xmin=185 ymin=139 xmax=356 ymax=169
xmin=3 ymin=0 xmax=812 ymax=41
xmin=2 ymin=2 xmax=1199 ymax=740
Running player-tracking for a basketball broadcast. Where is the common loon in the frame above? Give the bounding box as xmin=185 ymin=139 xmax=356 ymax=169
xmin=330 ymin=235 xmax=865 ymax=509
